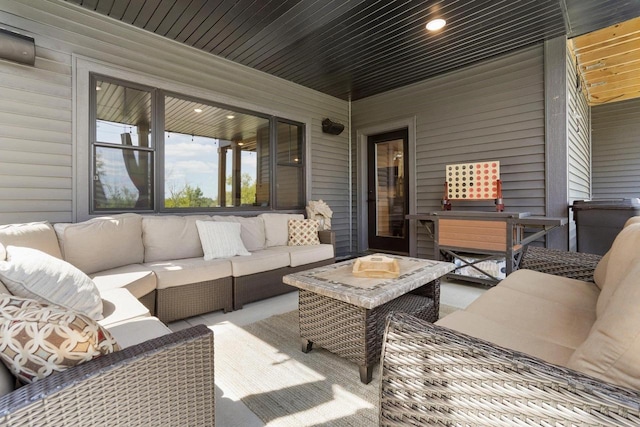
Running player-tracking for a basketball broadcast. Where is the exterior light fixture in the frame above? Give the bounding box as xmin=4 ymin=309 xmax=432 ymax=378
xmin=426 ymin=18 xmax=446 ymax=31
xmin=194 ymin=108 xmax=203 ymax=113
xmin=226 ymin=115 xmax=235 ymax=119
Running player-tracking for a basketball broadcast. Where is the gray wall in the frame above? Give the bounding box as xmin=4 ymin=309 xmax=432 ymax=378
xmin=567 ymin=51 xmax=592 ymax=251
xmin=0 ymin=0 xmax=352 ymax=255
xmin=353 ymin=45 xmax=546 ymax=258
xmin=592 ymin=98 xmax=640 ymax=199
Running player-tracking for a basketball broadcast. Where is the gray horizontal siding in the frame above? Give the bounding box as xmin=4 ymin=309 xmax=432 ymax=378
xmin=567 ymin=49 xmax=591 ymax=251
xmin=0 ymin=0 xmax=351 ymax=255
xmin=592 ymin=98 xmax=640 ymax=200
xmin=353 ymin=45 xmax=546 ymax=259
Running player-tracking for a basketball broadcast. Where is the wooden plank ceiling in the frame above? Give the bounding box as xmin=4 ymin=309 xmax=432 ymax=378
xmin=63 ymin=0 xmax=640 ymax=102
xmin=571 ymin=16 xmax=640 ymax=106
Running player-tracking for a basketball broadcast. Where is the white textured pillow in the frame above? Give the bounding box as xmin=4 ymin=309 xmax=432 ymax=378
xmin=196 ymin=221 xmax=251 ymax=260
xmin=0 ymin=246 xmax=103 ymax=320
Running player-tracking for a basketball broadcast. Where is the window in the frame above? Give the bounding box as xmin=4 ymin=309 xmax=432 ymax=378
xmin=93 ymin=79 xmax=154 ymax=210
xmin=90 ymin=75 xmax=305 ymax=213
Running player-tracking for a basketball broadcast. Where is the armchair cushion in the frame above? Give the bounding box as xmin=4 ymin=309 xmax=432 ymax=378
xmin=0 ymin=246 xmax=103 ymax=320
xmin=0 ymin=295 xmax=119 ymax=384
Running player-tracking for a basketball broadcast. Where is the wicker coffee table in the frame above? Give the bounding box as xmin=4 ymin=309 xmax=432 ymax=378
xmin=283 ymin=254 xmax=455 ymax=383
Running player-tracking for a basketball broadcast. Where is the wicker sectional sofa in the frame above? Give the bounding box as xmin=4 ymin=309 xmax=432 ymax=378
xmin=0 ymin=212 xmax=334 ymax=425
xmin=379 ymin=217 xmax=640 ymax=425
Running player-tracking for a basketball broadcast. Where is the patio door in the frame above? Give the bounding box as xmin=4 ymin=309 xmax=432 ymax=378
xmin=367 ymin=128 xmax=409 ymax=253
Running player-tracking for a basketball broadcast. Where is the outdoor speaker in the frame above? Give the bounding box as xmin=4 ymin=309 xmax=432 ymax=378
xmin=322 ymin=118 xmax=345 ymax=135
xmin=0 ymin=28 xmax=35 ymax=66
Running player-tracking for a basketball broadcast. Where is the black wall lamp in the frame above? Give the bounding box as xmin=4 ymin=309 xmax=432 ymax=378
xmin=321 ymin=118 xmax=345 ymax=135
xmin=0 ymin=27 xmax=35 ymax=66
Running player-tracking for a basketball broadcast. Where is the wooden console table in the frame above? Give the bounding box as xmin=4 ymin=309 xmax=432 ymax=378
xmin=407 ymin=212 xmax=568 ymax=286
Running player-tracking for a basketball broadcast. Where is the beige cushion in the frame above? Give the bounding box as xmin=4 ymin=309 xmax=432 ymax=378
xmin=0 ymin=295 xmax=119 ymax=384
xmin=265 ymin=244 xmax=334 ymax=267
xmin=0 ymin=242 xmax=5 ymax=261
xmin=98 ymin=288 xmax=150 ymax=327
xmin=196 ymin=220 xmax=250 ymax=260
xmin=0 ymin=222 xmax=62 ymax=259
xmin=623 ymin=216 xmax=640 ymax=228
xmin=54 ymin=214 xmax=144 ymax=275
xmin=0 ymin=246 xmax=103 ymax=320
xmin=463 ymin=286 xmax=595 ymax=350
xmin=229 ymin=250 xmax=291 ymax=277
xmin=567 ymin=262 xmax=640 ymax=390
xmin=0 ymin=281 xmax=9 ymax=295
xmin=144 ymin=258 xmax=232 ymax=289
xmin=596 ymin=223 xmax=640 ymax=317
xmin=211 ymin=215 xmax=266 ymax=251
xmin=436 ymin=310 xmax=575 ymax=366
xmin=142 ymin=215 xmax=209 ymax=262
xmin=259 ymin=213 xmax=304 ymax=247
xmin=90 ymin=264 xmax=156 ymax=299
xmin=105 ymin=316 xmax=171 ymax=348
xmin=498 ymin=269 xmax=599 ymax=312
xmin=0 ymin=362 xmax=14 ymax=397
xmin=593 ymin=251 xmax=609 ymax=289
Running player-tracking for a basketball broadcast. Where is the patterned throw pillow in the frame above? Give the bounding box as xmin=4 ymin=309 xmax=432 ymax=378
xmin=288 ymin=219 xmax=320 ymax=246
xmin=0 ymin=295 xmax=120 ymax=384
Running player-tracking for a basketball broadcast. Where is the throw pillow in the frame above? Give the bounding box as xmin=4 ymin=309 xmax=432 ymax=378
xmin=195 ymin=221 xmax=251 ymax=260
xmin=0 ymin=295 xmax=119 ymax=384
xmin=288 ymin=219 xmax=320 ymax=246
xmin=0 ymin=246 xmax=103 ymax=320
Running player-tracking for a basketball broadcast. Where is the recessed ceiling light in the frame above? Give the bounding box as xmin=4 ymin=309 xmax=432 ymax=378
xmin=194 ymin=108 xmax=203 ymax=113
xmin=96 ymin=85 xmax=102 ymax=91
xmin=237 ymin=142 xmax=244 ymax=146
xmin=426 ymin=18 xmax=446 ymax=32
xmin=226 ymin=115 xmax=235 ymax=119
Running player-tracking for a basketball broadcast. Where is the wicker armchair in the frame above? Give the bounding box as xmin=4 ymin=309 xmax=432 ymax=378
xmin=520 ymin=245 xmax=602 ymax=281
xmin=0 ymin=325 xmax=215 ymax=427
xmin=379 ymin=312 xmax=640 ymax=426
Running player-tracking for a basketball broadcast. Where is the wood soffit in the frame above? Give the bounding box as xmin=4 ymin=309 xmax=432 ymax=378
xmin=572 ymin=16 xmax=640 ymax=106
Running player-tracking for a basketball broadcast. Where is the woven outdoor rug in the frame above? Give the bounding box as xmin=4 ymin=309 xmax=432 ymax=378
xmin=215 ymin=304 xmax=458 ymax=426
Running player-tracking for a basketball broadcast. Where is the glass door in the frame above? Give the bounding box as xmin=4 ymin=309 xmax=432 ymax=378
xmin=367 ymin=128 xmax=409 ymax=253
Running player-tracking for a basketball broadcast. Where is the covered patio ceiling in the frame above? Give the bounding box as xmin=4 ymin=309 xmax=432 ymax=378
xmin=63 ymin=0 xmax=640 ymax=102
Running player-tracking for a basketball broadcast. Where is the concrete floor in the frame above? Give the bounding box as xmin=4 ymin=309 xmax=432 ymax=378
xmin=168 ymin=278 xmax=486 ymax=427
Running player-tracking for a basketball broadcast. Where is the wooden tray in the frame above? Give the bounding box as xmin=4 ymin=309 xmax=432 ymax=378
xmin=352 ymin=255 xmax=400 ymax=278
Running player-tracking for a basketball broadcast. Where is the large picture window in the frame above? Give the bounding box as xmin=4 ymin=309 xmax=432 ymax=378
xmin=90 ymin=75 xmax=306 ymax=213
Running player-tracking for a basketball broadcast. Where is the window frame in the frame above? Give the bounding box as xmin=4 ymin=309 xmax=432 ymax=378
xmin=89 ymin=72 xmax=307 ymax=215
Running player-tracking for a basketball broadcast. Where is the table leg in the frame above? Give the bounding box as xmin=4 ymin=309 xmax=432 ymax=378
xmin=359 ymin=365 xmax=373 ymax=384
xmin=301 ymin=338 xmax=313 ymax=353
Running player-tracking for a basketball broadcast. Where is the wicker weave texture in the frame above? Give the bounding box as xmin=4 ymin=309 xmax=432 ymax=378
xmin=521 ymin=246 xmax=602 ymax=282
xmin=137 ymin=290 xmax=156 ymax=315
xmin=380 ymin=312 xmax=640 ymax=427
xmin=233 ymin=259 xmax=334 ymax=310
xmin=156 ymin=276 xmax=232 ymax=323
xmin=299 ymin=279 xmax=439 ymax=368
xmin=0 ymin=325 xmax=215 ymax=427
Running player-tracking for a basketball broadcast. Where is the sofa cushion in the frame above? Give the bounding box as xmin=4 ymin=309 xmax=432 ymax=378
xmin=0 ymin=246 xmax=103 ymax=320
xmin=567 ymin=262 xmax=640 ymax=390
xmin=596 ymin=223 xmax=640 ymax=317
xmin=54 ymin=213 xmax=144 ymax=275
xmin=196 ymin=220 xmax=250 ymax=260
xmin=287 ymin=219 xmax=320 ymax=246
xmin=498 ymin=269 xmax=599 ymax=312
xmin=259 ymin=213 xmax=304 ymax=247
xmin=0 ymin=295 xmax=119 ymax=384
xmin=142 ymin=215 xmax=210 ymax=262
xmin=90 ymin=264 xmax=156 ymax=299
xmin=143 ymin=258 xmax=232 ymax=289
xmin=0 ymin=242 xmax=5 ymax=261
xmin=436 ymin=310 xmax=576 ymax=366
xmin=593 ymin=251 xmax=609 ymax=290
xmin=98 ymin=288 xmax=150 ymax=327
xmin=0 ymin=221 xmax=62 ymax=259
xmin=264 ymin=244 xmax=334 ymax=268
xmin=462 ymin=285 xmax=595 ymax=350
xmin=229 ymin=250 xmax=291 ymax=277
xmin=105 ymin=316 xmax=171 ymax=348
xmin=211 ymin=215 xmax=266 ymax=251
